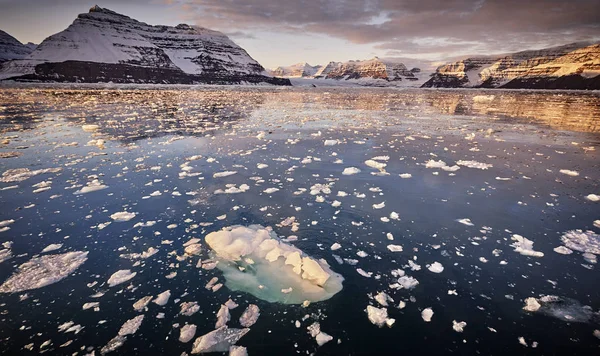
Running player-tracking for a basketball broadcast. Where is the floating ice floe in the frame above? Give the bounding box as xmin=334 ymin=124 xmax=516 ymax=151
xmin=213 ymin=171 xmax=237 ymax=178
xmin=324 ymin=140 xmax=338 ymax=146
xmin=399 ymin=173 xmax=412 ymax=179
xmin=82 ymin=124 xmax=100 ymax=132
xmin=365 ymin=159 xmax=387 ymax=172
xmin=452 ymin=320 xmax=467 ymax=332
xmin=214 ymin=184 xmax=250 ymax=194
xmin=342 ymin=167 xmax=361 ymax=175
xmin=387 ymin=245 xmax=403 ymax=252
xmin=0 ymin=167 xmax=61 ymax=183
xmin=180 ymin=302 xmax=200 ymax=316
xmin=457 ymin=218 xmax=474 ymax=226
xmin=456 ymin=160 xmax=493 ymax=170
xmin=74 ymin=180 xmax=108 ymax=194
xmin=366 ymin=305 xmax=395 ymax=327
xmin=585 ymin=194 xmax=600 ymax=202
xmin=307 ymin=322 xmax=333 ymax=346
xmin=153 ymin=290 xmax=171 ymax=306
xmin=110 ymin=211 xmax=137 ymax=222
xmin=522 ymin=295 xmax=599 ymax=323
xmin=559 ymin=230 xmax=600 ymax=257
xmin=107 ymin=270 xmax=137 ymax=287
xmin=510 ymin=234 xmax=544 ymax=257
xmin=204 ymin=225 xmax=344 ymax=304
xmin=559 ymin=169 xmax=579 ymax=177
xmin=239 ymin=304 xmax=260 ymax=327
xmin=41 ymin=243 xmax=63 ymax=253
xmin=0 ymin=251 xmax=88 ymax=293
xmin=427 ymin=262 xmax=444 ymax=273
xmin=133 ymin=296 xmax=153 ymax=312
xmin=216 ymin=304 xmax=230 ymax=328
xmin=118 ymin=315 xmax=144 ymax=336
xmin=421 ymin=308 xmax=434 ymax=322
xmin=180 ymin=324 xmax=197 ymax=343
xmin=191 ymin=326 xmax=249 ymax=354
xmin=263 ymin=187 xmax=280 ymax=194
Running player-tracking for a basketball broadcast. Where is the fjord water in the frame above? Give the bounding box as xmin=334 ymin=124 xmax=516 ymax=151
xmin=0 ymin=86 xmax=599 ymax=355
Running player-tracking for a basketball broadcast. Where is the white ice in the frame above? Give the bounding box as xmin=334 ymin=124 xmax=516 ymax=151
xmin=107 ymin=270 xmax=137 ymax=287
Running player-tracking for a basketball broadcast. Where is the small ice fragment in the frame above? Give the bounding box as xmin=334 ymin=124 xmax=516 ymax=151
xmin=324 ymin=140 xmax=338 ymax=146
xmin=553 ymin=246 xmax=573 ymax=255
xmin=263 ymin=187 xmax=279 ymax=194
xmin=387 ymin=245 xmax=403 ymax=252
xmin=374 ymin=292 xmax=392 ymax=307
xmin=41 ymin=243 xmax=63 ymax=253
xmin=110 ymin=211 xmax=136 ymax=222
xmin=585 ymin=194 xmax=599 ymax=202
xmin=257 ymin=163 xmax=269 ymax=169
xmin=133 ymin=296 xmax=153 ymax=312
xmin=457 ymin=218 xmax=474 ymax=226
xmin=373 ymin=202 xmax=385 ymax=209
xmin=452 ymin=320 xmax=467 ymax=332
xmin=229 ymin=345 xmax=248 ymax=356
xmin=399 ymin=173 xmax=412 ymax=179
xmin=213 ymin=171 xmax=237 ymax=178
xmin=523 ymin=297 xmax=541 ymax=312
xmin=180 ymin=302 xmax=200 ymax=316
xmin=216 ymin=304 xmax=231 ymax=328
xmin=107 ymin=270 xmax=137 ymax=287
xmin=331 ymin=243 xmax=342 ymax=251
xmin=427 ymin=262 xmax=444 ymax=273
xmin=366 ymin=305 xmax=394 ymax=327
xmin=510 ymin=234 xmax=544 ymax=257
xmin=421 ymin=308 xmax=434 ymax=322
xmin=239 ymin=304 xmax=260 ymax=327
xmin=153 ymin=290 xmax=171 ymax=306
xmin=559 ymin=169 xmax=579 ymax=177
xmin=342 ymin=167 xmax=361 ymax=175
xmin=397 ymin=276 xmax=419 ymax=289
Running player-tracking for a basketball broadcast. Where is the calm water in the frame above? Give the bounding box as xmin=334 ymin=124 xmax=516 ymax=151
xmin=0 ymin=86 xmax=599 ymax=355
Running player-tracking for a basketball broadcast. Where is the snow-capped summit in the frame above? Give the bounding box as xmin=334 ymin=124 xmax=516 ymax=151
xmin=0 ymin=6 xmax=288 ymax=85
xmin=0 ymin=30 xmax=36 ymax=62
xmin=270 ymin=62 xmax=321 ymax=78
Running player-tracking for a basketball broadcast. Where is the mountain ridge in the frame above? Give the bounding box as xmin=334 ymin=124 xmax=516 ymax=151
xmin=0 ymin=5 xmax=289 ymax=85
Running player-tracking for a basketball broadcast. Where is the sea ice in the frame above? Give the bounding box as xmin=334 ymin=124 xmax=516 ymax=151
xmin=342 ymin=167 xmax=361 ymax=175
xmin=180 ymin=324 xmax=197 ymax=343
xmin=560 ymin=230 xmax=600 ymax=255
xmin=107 ymin=270 xmax=137 ymax=287
xmin=191 ymin=326 xmax=249 ymax=354
xmin=110 ymin=211 xmax=137 ymax=222
xmin=452 ymin=320 xmax=467 ymax=332
xmin=239 ymin=304 xmax=260 ymax=327
xmin=204 ymin=225 xmax=344 ymax=304
xmin=213 ymin=171 xmax=237 ymax=178
xmin=421 ymin=308 xmax=434 ymax=322
xmin=153 ymin=290 xmax=171 ymax=306
xmin=118 ymin=315 xmax=144 ymax=336
xmin=387 ymin=245 xmax=403 ymax=252
xmin=0 ymin=251 xmax=88 ymax=293
xmin=366 ymin=305 xmax=394 ymax=327
xmin=41 ymin=243 xmax=63 ymax=253
xmin=510 ymin=235 xmax=544 ymax=257
xmin=457 ymin=218 xmax=474 ymax=226
xmin=216 ymin=304 xmax=230 ymax=328
xmin=456 ymin=160 xmax=493 ymax=170
xmin=585 ymin=194 xmax=600 ymax=202
xmin=427 ymin=262 xmax=444 ymax=273
xmin=559 ymin=169 xmax=579 ymax=177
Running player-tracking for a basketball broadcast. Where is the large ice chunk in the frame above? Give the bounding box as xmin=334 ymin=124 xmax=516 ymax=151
xmin=191 ymin=326 xmax=249 ymax=354
xmin=0 ymin=251 xmax=88 ymax=293
xmin=204 ymin=225 xmax=344 ymax=304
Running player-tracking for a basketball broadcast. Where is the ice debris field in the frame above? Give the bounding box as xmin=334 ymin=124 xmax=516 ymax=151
xmin=0 ymin=86 xmax=599 ymax=355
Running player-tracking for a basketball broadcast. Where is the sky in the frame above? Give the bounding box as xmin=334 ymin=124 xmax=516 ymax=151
xmin=0 ymin=0 xmax=599 ymax=69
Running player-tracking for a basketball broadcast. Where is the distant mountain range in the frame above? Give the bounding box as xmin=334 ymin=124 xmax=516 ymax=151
xmin=0 ymin=5 xmax=598 ymax=89
xmin=271 ymin=43 xmax=600 ymax=89
xmin=0 ymin=5 xmax=289 ymax=85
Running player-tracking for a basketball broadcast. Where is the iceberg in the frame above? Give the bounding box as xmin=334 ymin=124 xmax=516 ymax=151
xmin=204 ymin=225 xmax=344 ymax=304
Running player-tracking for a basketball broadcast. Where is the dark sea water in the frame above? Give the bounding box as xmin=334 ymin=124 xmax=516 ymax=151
xmin=0 ymin=86 xmax=599 ymax=355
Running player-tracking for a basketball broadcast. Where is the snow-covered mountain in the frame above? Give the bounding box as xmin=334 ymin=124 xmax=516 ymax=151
xmin=423 ymin=42 xmax=600 ymax=89
xmin=0 ymin=5 xmax=289 ymax=85
xmin=0 ymin=30 xmax=36 ymax=62
xmin=270 ymin=62 xmax=321 ymax=77
xmin=272 ymin=57 xmax=434 ymax=87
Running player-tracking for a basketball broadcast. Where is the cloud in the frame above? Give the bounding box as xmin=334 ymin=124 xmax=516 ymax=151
xmin=173 ymin=0 xmax=600 ymax=56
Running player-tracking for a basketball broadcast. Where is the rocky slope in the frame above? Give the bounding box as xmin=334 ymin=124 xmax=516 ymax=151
xmin=0 ymin=30 xmax=36 ymax=62
xmin=0 ymin=5 xmax=289 ymax=85
xmin=423 ymin=42 xmax=600 ymax=89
